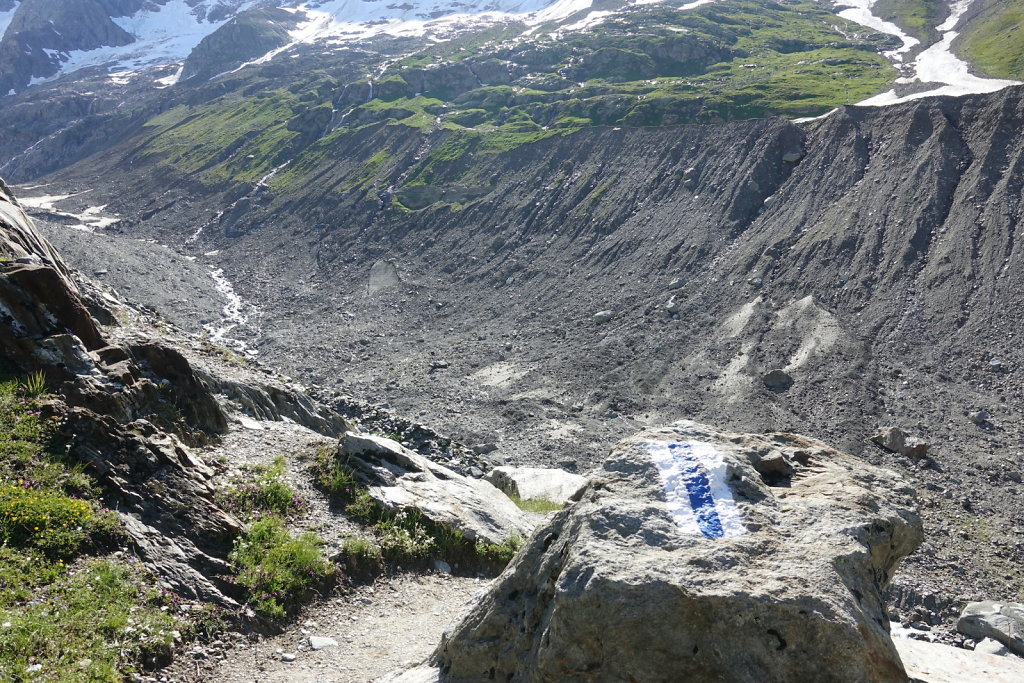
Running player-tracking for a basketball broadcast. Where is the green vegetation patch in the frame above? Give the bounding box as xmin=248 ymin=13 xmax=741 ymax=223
xmin=127 ymin=0 xmax=900 ymax=196
xmin=958 ymin=0 xmax=1024 ymax=79
xmin=509 ymin=494 xmax=564 ymax=514
xmin=138 ymin=89 xmax=302 ymax=184
xmin=873 ymin=0 xmax=944 ymax=41
xmin=229 ymin=515 xmax=335 ymax=619
xmin=0 ymin=375 xmax=199 ymax=681
xmin=0 ymin=557 xmax=183 ymax=682
xmin=310 ymin=447 xmax=522 ymax=572
xmin=217 ymin=455 xmax=307 ymax=521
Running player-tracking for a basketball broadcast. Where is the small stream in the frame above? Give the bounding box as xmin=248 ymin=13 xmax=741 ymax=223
xmin=203 ymin=267 xmax=258 ymax=357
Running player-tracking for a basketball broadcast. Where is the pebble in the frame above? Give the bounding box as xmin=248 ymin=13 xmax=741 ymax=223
xmin=281 ymin=653 xmax=297 ymax=662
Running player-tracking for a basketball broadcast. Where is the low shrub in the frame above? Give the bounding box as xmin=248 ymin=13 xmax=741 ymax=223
xmin=509 ymin=494 xmax=564 ymax=514
xmin=0 ymin=485 xmax=98 ymax=558
xmin=229 ymin=515 xmax=335 ymax=619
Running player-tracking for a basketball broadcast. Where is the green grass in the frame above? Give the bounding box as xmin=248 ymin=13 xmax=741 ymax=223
xmin=130 ymin=0 xmax=900 ymax=197
xmin=958 ymin=0 xmax=1024 ymax=79
xmin=509 ymin=495 xmax=564 ymax=514
xmin=229 ymin=515 xmax=335 ymax=619
xmin=873 ymin=0 xmax=943 ymax=41
xmin=0 ymin=557 xmax=183 ymax=681
xmin=137 ymin=90 xmax=301 ymax=184
xmin=217 ymin=455 xmax=307 ymax=521
xmin=0 ymin=376 xmax=200 ymax=680
xmin=310 ymin=447 xmax=522 ymax=571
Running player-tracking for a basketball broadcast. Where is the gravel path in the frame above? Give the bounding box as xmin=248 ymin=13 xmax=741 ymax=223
xmin=166 ymin=573 xmax=485 ymax=683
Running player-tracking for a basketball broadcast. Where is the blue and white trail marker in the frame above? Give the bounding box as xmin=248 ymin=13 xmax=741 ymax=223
xmin=645 ymin=440 xmax=746 ymax=539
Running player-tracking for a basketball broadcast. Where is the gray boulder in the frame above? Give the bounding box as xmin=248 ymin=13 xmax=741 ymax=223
xmin=483 ymin=466 xmax=587 ymax=506
xmin=592 ymin=309 xmax=614 ymax=324
xmin=871 ymin=426 xmax=930 ymax=459
xmin=958 ymin=601 xmax=1024 ymax=656
xmin=762 ymin=368 xmax=793 ymax=389
xmin=338 ymin=433 xmax=535 ymax=545
xmin=420 ymin=421 xmax=922 ymax=682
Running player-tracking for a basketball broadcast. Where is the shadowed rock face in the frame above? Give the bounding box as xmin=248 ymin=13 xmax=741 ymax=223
xmin=0 ymin=179 xmax=245 ymax=603
xmin=422 ymin=422 xmax=921 ymax=682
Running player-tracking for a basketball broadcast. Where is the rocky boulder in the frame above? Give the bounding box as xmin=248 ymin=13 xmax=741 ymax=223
xmin=338 ymin=432 xmax=535 ymax=545
xmin=411 ymin=421 xmax=922 ymax=682
xmin=872 ymin=426 xmax=930 ymax=459
xmin=957 ymin=601 xmax=1024 ymax=657
xmin=483 ymin=466 xmax=587 ymax=506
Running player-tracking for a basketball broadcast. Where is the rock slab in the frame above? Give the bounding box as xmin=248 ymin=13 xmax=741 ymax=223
xmin=958 ymin=601 xmax=1024 ymax=656
xmin=422 ymin=421 xmax=922 ymax=682
xmin=483 ymin=466 xmax=587 ymax=506
xmin=338 ymin=432 xmax=535 ymax=546
xmin=872 ymin=426 xmax=930 ymax=459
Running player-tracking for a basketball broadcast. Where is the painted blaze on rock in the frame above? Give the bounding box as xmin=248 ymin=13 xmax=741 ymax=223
xmin=646 ymin=439 xmax=747 ymax=539
xmin=426 ymin=421 xmax=923 ymax=683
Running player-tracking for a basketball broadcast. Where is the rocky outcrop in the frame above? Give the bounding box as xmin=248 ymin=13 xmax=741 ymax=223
xmin=0 ymin=0 xmax=138 ymax=94
xmin=337 ymin=432 xmax=535 ymax=545
xmin=209 ymin=373 xmax=352 ymax=437
xmin=405 ymin=422 xmax=921 ymax=682
xmin=182 ymin=8 xmax=301 ymax=83
xmin=0 ymin=179 xmax=247 ymax=604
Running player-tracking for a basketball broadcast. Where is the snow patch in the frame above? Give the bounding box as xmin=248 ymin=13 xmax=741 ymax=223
xmin=17 ymin=193 xmax=76 ymax=211
xmin=836 ymin=0 xmax=918 ymax=59
xmin=836 ymin=0 xmax=1021 ymax=107
xmin=155 ymin=65 xmax=183 ymax=87
xmin=0 ymin=3 xmax=18 ymax=37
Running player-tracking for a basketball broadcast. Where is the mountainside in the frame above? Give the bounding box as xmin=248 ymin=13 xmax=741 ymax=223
xmin=3 ymin=0 xmax=1024 ymax=664
xmin=23 ymin=78 xmax=1024 ymax=625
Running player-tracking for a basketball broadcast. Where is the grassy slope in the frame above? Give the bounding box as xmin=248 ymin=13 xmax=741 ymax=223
xmin=957 ymin=0 xmax=1024 ymax=79
xmin=132 ymin=1 xmax=897 ymax=195
xmin=872 ymin=0 xmax=945 ymax=42
xmin=0 ymin=375 xmax=186 ymax=681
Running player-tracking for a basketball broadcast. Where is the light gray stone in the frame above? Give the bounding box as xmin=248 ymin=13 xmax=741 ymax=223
xmin=426 ymin=421 xmax=922 ymax=682
xmin=871 ymin=426 xmax=930 ymax=459
xmin=592 ymin=309 xmax=614 ymax=324
xmin=895 ymin=634 xmax=1024 ymax=681
xmin=958 ymin=601 xmax=1024 ymax=656
xmin=483 ymin=466 xmax=586 ymax=506
xmin=969 ymin=410 xmax=991 ymax=424
xmin=975 ymin=638 xmax=1011 ymax=656
xmin=338 ymin=433 xmax=535 ymax=545
xmin=308 ymin=636 xmax=339 ymax=651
